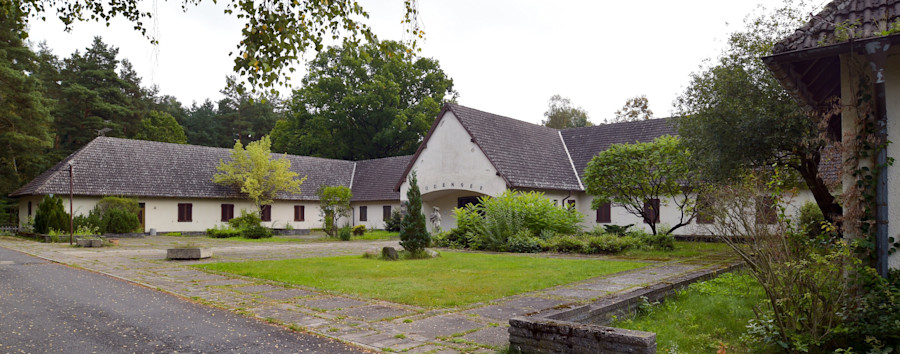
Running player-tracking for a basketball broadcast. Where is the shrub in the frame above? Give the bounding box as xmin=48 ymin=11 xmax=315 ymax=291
xmin=241 ymin=224 xmax=273 ymax=239
xmin=102 ymin=207 xmax=140 ymax=234
xmin=33 ymin=195 xmax=69 ymax=234
xmin=339 ymin=226 xmax=351 ymax=241
xmin=399 ymin=172 xmax=430 ymax=253
xmin=545 ymin=235 xmax=586 ymax=253
xmin=351 ymin=224 xmax=366 ymax=236
xmin=384 ymin=209 xmax=403 ymax=232
xmin=96 ymin=196 xmax=140 ymax=216
xmin=585 ymin=234 xmax=638 ymax=254
xmin=506 ymin=229 xmax=542 ymax=253
xmin=639 ymin=232 xmax=675 ymax=250
xmin=603 ymin=224 xmax=634 ymax=236
xmin=228 ymin=211 xmax=262 ymax=230
xmin=206 ymin=225 xmax=242 ymax=238
xmin=797 ymin=201 xmax=825 ymax=238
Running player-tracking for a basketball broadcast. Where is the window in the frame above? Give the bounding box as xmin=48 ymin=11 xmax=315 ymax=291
xmin=696 ymin=195 xmax=714 ymax=224
xmin=221 ymin=204 xmax=234 ymax=222
xmin=260 ymin=205 xmax=271 ymax=222
xmin=359 ymin=206 xmax=368 ymax=221
xmin=756 ymin=196 xmax=776 ymax=224
xmin=596 ymin=203 xmax=611 ymax=223
xmin=567 ymin=200 xmax=576 ymax=209
xmin=177 ymin=203 xmax=192 ymax=222
xmin=553 ymin=199 xmax=558 ymax=206
xmin=138 ymin=203 xmax=145 ymax=226
xmin=294 ymin=205 xmax=305 ymax=221
xmin=383 ymin=205 xmax=391 ymax=221
xmin=643 ymin=199 xmax=660 ymax=224
xmin=27 ymin=201 xmax=32 ymax=216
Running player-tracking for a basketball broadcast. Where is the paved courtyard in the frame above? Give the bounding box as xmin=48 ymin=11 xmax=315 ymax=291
xmin=0 ymin=235 xmax=736 ymax=353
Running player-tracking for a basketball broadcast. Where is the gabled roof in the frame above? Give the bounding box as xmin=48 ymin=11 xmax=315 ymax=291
xmin=11 ymin=137 xmax=355 ymax=200
xmin=561 ymin=118 xmax=675 ymax=176
xmin=351 ymin=155 xmax=412 ymax=201
xmin=774 ymin=0 xmax=900 ymax=54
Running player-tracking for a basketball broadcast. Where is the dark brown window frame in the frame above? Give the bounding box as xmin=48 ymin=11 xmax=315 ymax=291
xmin=294 ymin=205 xmax=305 ymax=222
xmin=177 ymin=203 xmax=192 ymax=222
xmin=643 ymin=199 xmax=660 ymax=224
xmin=596 ymin=202 xmax=611 ymax=223
xmin=383 ymin=205 xmax=391 ymax=221
xmin=260 ymin=205 xmax=272 ymax=222
xmin=756 ymin=196 xmax=777 ymax=225
xmin=359 ymin=206 xmax=368 ymax=222
xmin=221 ymin=204 xmax=234 ymax=222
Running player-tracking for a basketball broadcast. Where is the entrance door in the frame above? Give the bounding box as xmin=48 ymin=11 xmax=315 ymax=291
xmin=138 ymin=203 xmax=145 ymax=232
xmin=457 ymin=196 xmax=481 ymax=209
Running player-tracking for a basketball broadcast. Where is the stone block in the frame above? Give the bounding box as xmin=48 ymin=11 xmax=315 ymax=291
xmin=382 ymin=247 xmax=399 ymax=260
xmin=166 ymin=248 xmax=212 ymax=260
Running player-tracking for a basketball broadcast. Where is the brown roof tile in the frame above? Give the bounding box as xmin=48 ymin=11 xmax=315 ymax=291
xmin=351 ymin=155 xmax=412 ymax=201
xmin=561 ymin=118 xmax=676 ymax=176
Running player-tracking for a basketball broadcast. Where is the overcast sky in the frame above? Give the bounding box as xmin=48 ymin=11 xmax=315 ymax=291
xmin=26 ymin=0 xmax=825 ymax=125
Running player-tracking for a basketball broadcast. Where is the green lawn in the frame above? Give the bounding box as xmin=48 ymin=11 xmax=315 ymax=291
xmin=195 ymin=252 xmax=647 ymax=308
xmin=210 ymin=230 xmax=399 ymax=243
xmin=612 ymin=271 xmax=768 ymax=352
xmin=616 ymin=241 xmax=731 ymax=260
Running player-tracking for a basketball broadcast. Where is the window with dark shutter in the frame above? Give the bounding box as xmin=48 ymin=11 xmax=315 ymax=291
xmin=596 ymin=203 xmax=611 ymax=223
xmin=643 ymin=199 xmax=660 ymax=224
xmin=567 ymin=200 xmax=576 ymax=209
xmin=261 ymin=205 xmax=271 ymax=222
xmin=178 ymin=203 xmax=192 ymax=222
xmin=28 ymin=201 xmax=32 ymax=216
xmin=294 ymin=205 xmax=305 ymax=221
xmin=360 ymin=206 xmax=367 ymax=221
xmin=383 ymin=206 xmax=391 ymax=221
xmin=756 ymin=196 xmax=776 ymax=224
xmin=696 ymin=195 xmax=714 ymax=224
xmin=221 ymin=204 xmax=234 ymax=221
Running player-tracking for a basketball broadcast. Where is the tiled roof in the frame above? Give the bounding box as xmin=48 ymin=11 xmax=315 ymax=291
xmin=773 ymin=0 xmax=900 ymax=54
xmin=448 ymin=104 xmax=584 ymax=191
xmin=561 ymin=118 xmax=676 ymax=176
xmin=351 ymin=155 xmax=412 ymax=201
xmin=11 ymin=137 xmax=354 ymax=200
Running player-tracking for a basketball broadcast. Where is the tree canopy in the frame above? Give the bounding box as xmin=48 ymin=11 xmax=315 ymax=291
xmin=270 ymin=40 xmax=455 ymax=160
xmin=673 ymin=1 xmax=840 ymax=222
xmin=316 ymin=185 xmax=352 ymax=237
xmin=134 ymin=111 xmax=188 ymax=144
xmin=542 ymin=94 xmax=591 ymax=129
xmin=4 ymin=0 xmax=423 ymax=95
xmin=610 ymin=95 xmax=653 ymax=123
xmin=583 ymin=136 xmax=699 ymax=235
xmin=213 ymin=136 xmax=306 ymax=212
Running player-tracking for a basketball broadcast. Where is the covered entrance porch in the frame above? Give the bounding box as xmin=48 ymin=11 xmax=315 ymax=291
xmin=421 ymin=189 xmax=487 ymax=233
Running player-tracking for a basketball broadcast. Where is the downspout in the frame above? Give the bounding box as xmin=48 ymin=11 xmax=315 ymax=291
xmin=561 ymin=191 xmax=572 ymax=208
xmin=865 ymin=40 xmax=890 ymax=278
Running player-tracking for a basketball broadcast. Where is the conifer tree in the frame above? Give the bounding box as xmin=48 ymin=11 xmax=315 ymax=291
xmin=399 ymin=171 xmax=429 ymax=254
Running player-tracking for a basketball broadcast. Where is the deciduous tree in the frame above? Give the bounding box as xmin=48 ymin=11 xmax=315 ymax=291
xmin=271 ymin=41 xmax=455 ymax=160
xmin=134 ymin=111 xmax=187 ymax=144
xmin=542 ymin=94 xmax=591 ymax=129
xmin=610 ymin=95 xmax=653 ymax=123
xmin=583 ymin=136 xmax=699 ymax=235
xmin=213 ymin=136 xmax=306 ymax=214
xmin=316 ymin=185 xmax=352 ymax=237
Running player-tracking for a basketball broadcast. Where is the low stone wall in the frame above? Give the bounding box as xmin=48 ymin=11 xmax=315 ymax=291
xmin=508 ymin=263 xmax=743 ymax=353
xmin=508 ymin=317 xmax=655 ymax=353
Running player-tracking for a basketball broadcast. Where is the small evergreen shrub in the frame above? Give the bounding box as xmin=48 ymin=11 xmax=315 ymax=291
xmin=351 ymin=225 xmax=366 ymax=236
xmin=506 ymin=229 xmax=542 ymax=253
xmin=585 ymin=234 xmax=638 ymax=254
xmin=384 ymin=209 xmax=403 ymax=232
xmin=33 ymin=195 xmax=69 ymax=234
xmin=603 ymin=224 xmax=635 ymax=236
xmin=102 ymin=207 xmax=140 ymax=234
xmin=546 ymin=235 xmax=587 ymax=253
xmin=399 ymin=172 xmax=430 ymax=253
xmin=797 ymin=201 xmax=826 ymax=238
xmin=339 ymin=226 xmax=351 ymax=241
xmin=206 ymin=225 xmax=241 ymax=238
xmin=228 ymin=211 xmax=262 ymax=230
xmin=241 ymin=224 xmax=273 ymax=239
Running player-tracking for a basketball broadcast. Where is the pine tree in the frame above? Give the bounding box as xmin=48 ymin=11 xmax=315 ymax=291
xmin=399 ymin=171 xmax=429 ymax=254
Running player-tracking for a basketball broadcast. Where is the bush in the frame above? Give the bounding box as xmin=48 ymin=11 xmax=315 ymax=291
xmin=102 ymin=207 xmax=140 ymax=233
xmin=545 ymin=235 xmax=586 ymax=253
xmin=241 ymin=224 xmax=273 ymax=239
xmin=228 ymin=211 xmax=262 ymax=230
xmin=96 ymin=196 xmax=140 ymax=216
xmin=584 ymin=234 xmax=639 ymax=254
xmin=351 ymin=224 xmax=366 ymax=236
xmin=836 ymin=268 xmax=900 ymax=348
xmin=33 ymin=195 xmax=69 ymax=234
xmin=339 ymin=226 xmax=351 ymax=241
xmin=603 ymin=224 xmax=634 ymax=236
xmin=206 ymin=225 xmax=242 ymax=238
xmin=399 ymin=172 xmax=430 ymax=253
xmin=797 ymin=201 xmax=825 ymax=238
xmin=506 ymin=229 xmax=542 ymax=253
xmin=384 ymin=209 xmax=403 ymax=232
xmin=639 ymin=232 xmax=675 ymax=250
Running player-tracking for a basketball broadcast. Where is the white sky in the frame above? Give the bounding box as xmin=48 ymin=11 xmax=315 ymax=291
xmin=26 ymin=0 xmax=824 ymax=125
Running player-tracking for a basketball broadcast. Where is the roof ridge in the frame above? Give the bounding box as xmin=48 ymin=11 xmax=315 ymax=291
xmin=558 ymin=131 xmax=584 ymax=190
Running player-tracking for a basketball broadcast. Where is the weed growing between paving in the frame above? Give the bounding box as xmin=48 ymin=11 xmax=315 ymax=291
xmin=195 ymin=251 xmax=647 ymax=308
xmin=612 ymin=271 xmax=767 ymax=352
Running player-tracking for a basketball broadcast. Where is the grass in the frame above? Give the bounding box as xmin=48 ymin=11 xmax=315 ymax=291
xmin=207 ymin=230 xmax=398 ymax=243
xmin=351 ymin=230 xmax=399 ymax=240
xmin=611 ymin=271 xmax=767 ymax=353
xmin=616 ymin=241 xmax=730 ymax=260
xmin=195 ymin=251 xmax=647 ymax=308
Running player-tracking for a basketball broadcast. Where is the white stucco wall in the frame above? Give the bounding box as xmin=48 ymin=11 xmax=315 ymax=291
xmin=399 ymin=111 xmax=508 ymax=232
xmin=351 ymin=201 xmax=401 ymax=230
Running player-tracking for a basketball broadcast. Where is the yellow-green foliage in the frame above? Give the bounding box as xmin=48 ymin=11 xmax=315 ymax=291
xmin=213 ymin=136 xmax=306 ymax=210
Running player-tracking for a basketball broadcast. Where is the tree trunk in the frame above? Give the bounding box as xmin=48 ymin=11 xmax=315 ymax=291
xmin=795 ymin=153 xmax=842 ymax=226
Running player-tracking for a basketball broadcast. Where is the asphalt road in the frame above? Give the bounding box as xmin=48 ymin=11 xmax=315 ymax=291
xmin=0 ymin=246 xmax=364 ymax=353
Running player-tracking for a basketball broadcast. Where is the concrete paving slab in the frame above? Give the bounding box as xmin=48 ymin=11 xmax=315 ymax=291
xmin=578 ymin=281 xmax=631 ymax=292
xmin=461 ymin=326 xmax=509 ymax=348
xmin=465 ymin=305 xmax=534 ymax=321
xmin=232 ymin=284 xmax=283 ymax=293
xmin=501 ymin=296 xmax=570 ymax=310
xmin=334 ymin=305 xmax=415 ymax=321
xmin=259 ymin=288 xmax=316 ymax=300
xmin=296 ymin=297 xmax=366 ymax=311
xmin=200 ymin=279 xmax=251 ymax=287
xmin=405 ymin=344 xmax=448 ymax=353
xmin=541 ymin=288 xmax=607 ymax=300
xmin=399 ymin=315 xmax=484 ymax=338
